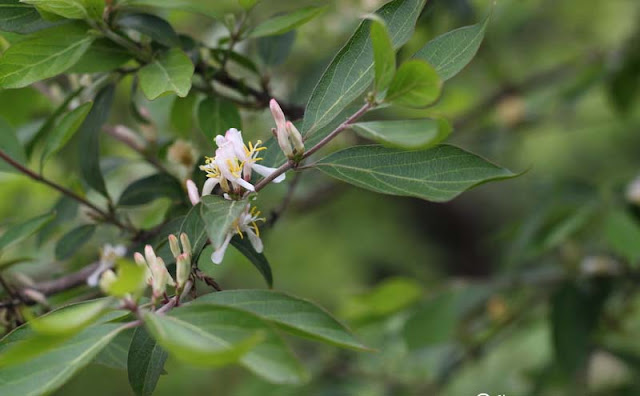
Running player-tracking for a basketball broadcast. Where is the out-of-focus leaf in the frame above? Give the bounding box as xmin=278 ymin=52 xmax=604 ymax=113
xmin=0 ymin=23 xmax=93 ymax=88
xmin=340 ymin=277 xmax=422 ymax=321
xmin=36 ymin=195 xmax=78 ymax=245
xmin=385 ymin=59 xmax=441 ymax=107
xmin=93 ymin=328 xmax=133 ymax=370
xmin=315 ymin=145 xmax=516 ymax=202
xmin=128 ymin=327 xmax=168 ymax=396
xmin=138 ymin=48 xmax=194 ymax=100
xmin=77 ymin=84 xmax=114 ymax=198
xmin=238 ymin=0 xmax=258 ymax=10
xmin=195 ymin=289 xmax=368 ymax=350
xmin=28 ymin=298 xmax=114 ymax=336
xmin=351 ymin=118 xmax=451 ymax=149
xmin=257 ymin=31 xmax=295 ymax=66
xmin=0 ymin=256 xmax=34 ymax=270
xmin=0 ymin=0 xmax=58 ymax=34
xmin=197 ymin=96 xmax=241 ymax=145
xmin=0 ymin=117 xmax=26 ymax=174
xmin=0 ymin=323 xmax=126 ymax=395
xmin=125 ymin=0 xmax=240 ymax=18
xmin=302 ymin=0 xmax=425 ymax=136
xmin=22 ymin=0 xmax=104 ymax=20
xmin=143 ymin=305 xmax=307 ymax=383
xmin=54 ymin=224 xmax=95 ymax=260
xmin=40 ymin=101 xmax=92 ymax=173
xmin=170 ymin=93 xmax=197 ymax=135
xmin=248 ymin=6 xmax=326 ymax=38
xmin=0 ymin=211 xmax=55 ymax=252
xmin=540 ymin=204 xmax=595 ymax=251
xmin=605 ymin=209 xmax=640 ymax=266
xmin=230 ymin=236 xmax=272 ymax=288
xmin=102 ymin=259 xmax=147 ymax=298
xmin=210 ymin=48 xmax=259 ymax=73
xmin=413 ymin=13 xmax=489 ymax=81
xmin=115 ymin=12 xmax=180 ymax=47
xmin=118 ymin=173 xmax=184 ymax=207
xmin=177 ymin=203 xmax=208 ymax=258
xmin=369 ymin=17 xmax=395 ymax=92
xmin=69 ymin=39 xmax=132 ymax=73
xmin=199 ymin=195 xmax=246 ymax=249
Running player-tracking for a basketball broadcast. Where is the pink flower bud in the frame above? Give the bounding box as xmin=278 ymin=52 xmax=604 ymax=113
xmin=269 ymin=99 xmax=286 ymax=130
xmin=186 ymin=179 xmax=200 ymax=205
xmin=286 ymin=121 xmax=304 ymax=154
xmin=176 ymin=253 xmax=192 ymax=288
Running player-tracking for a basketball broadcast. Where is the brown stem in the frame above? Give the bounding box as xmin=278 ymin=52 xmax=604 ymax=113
xmin=0 ymin=149 xmax=135 ymax=233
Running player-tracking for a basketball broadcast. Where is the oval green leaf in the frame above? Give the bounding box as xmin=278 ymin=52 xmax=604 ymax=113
xmin=0 ymin=0 xmax=59 ymax=34
xmin=115 ymin=12 xmax=180 ymax=47
xmin=248 ymin=6 xmax=326 ymax=38
xmin=28 ymin=298 xmax=114 ymax=336
xmin=230 ymin=236 xmax=273 ymax=288
xmin=369 ymin=17 xmax=395 ymax=92
xmin=385 ymin=59 xmax=442 ymax=108
xmin=351 ymin=118 xmax=451 ymax=149
xmin=199 ymin=195 xmax=247 ymax=250
xmin=54 ymin=223 xmax=96 ymax=260
xmin=127 ymin=326 xmax=168 ymax=396
xmin=197 ymin=96 xmax=241 ymax=145
xmin=139 ymin=48 xmax=194 ymax=100
xmin=117 ymin=173 xmax=184 ymax=207
xmin=0 ymin=211 xmax=55 ymax=252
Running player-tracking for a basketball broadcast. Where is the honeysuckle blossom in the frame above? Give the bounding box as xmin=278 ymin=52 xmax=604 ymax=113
xmin=270 ymin=99 xmax=304 ymax=158
xmin=87 ymin=244 xmax=126 ymax=287
xmin=199 ymin=128 xmax=284 ymax=195
xmin=212 ymin=204 xmax=265 ymax=264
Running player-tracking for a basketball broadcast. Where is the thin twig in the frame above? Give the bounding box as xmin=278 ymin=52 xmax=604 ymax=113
xmin=0 ymin=149 xmax=135 ymax=233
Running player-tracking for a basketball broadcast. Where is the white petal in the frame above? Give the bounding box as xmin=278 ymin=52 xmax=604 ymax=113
xmin=87 ymin=261 xmax=110 ymax=287
xmin=201 ymin=177 xmax=219 ymax=196
xmin=234 ymin=177 xmax=255 ymax=191
xmin=252 ymin=163 xmax=285 ymax=183
xmin=186 ymin=179 xmax=200 ymax=205
xmin=113 ymin=245 xmax=127 ymax=257
xmin=245 ymin=228 xmax=263 ymax=253
xmin=211 ymin=234 xmax=233 ymax=264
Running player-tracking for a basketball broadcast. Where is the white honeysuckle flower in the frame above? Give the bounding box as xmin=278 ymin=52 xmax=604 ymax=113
xmin=87 ymin=243 xmax=126 ymax=287
xmin=212 ymin=204 xmax=265 ymax=264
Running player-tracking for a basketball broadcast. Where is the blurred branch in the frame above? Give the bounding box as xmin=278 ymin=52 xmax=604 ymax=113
xmin=102 ymin=125 xmax=171 ymax=175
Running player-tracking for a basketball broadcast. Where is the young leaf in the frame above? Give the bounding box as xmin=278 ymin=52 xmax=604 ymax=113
xmin=230 ymin=236 xmax=273 ymax=288
xmin=102 ymin=259 xmax=147 ymax=298
xmin=0 ymin=323 xmax=126 ymax=395
xmin=54 ymin=224 xmax=96 ymax=260
xmin=195 ymin=290 xmax=368 ymax=351
xmin=385 ymin=59 xmax=441 ymax=108
xmin=69 ymin=39 xmax=132 ymax=73
xmin=28 ymin=298 xmax=114 ymax=336
xmin=248 ymin=6 xmax=326 ymax=38
xmin=369 ymin=17 xmax=395 ymax=92
xmin=143 ymin=305 xmax=308 ymax=383
xmin=77 ymin=84 xmax=114 ymax=198
xmin=413 ymin=13 xmax=490 ymax=81
xmin=115 ymin=12 xmax=180 ymax=47
xmin=0 ymin=117 xmax=26 ymax=174
xmin=315 ymin=145 xmax=516 ymax=202
xmin=0 ymin=0 xmax=58 ymax=34
xmin=138 ymin=48 xmax=194 ymax=100
xmin=199 ymin=195 xmax=246 ymax=249
xmin=0 ymin=23 xmax=94 ymax=89
xmin=117 ymin=173 xmax=184 ymax=207
xmin=22 ymin=0 xmax=104 ymax=20
xmin=605 ymin=209 xmax=640 ymax=266
xmin=40 ymin=101 xmax=93 ymax=173
xmin=0 ymin=211 xmax=55 ymax=252
xmin=128 ymin=327 xmax=168 ymax=396
xmin=197 ymin=97 xmax=241 ymax=144
xmin=350 ymin=118 xmax=451 ymax=149
xmin=302 ymin=0 xmax=425 ymax=136
xmin=340 ymin=277 xmax=422 ymax=321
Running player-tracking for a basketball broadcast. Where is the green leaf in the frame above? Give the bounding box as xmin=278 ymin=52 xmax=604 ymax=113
xmin=385 ymin=59 xmax=441 ymax=107
xmin=102 ymin=259 xmax=147 ymax=298
xmin=199 ymin=195 xmax=246 ymax=250
xmin=302 ymin=0 xmax=425 ymax=136
xmin=248 ymin=6 xmax=326 ymax=38
xmin=40 ymin=101 xmax=93 ymax=173
xmin=0 ymin=0 xmax=58 ymax=34
xmin=0 ymin=23 xmax=94 ymax=89
xmin=238 ymin=0 xmax=258 ymax=10
xmin=413 ymin=14 xmax=490 ymax=81
xmin=340 ymin=277 xmax=422 ymax=321
xmin=176 ymin=203 xmax=208 ymax=257
xmin=350 ymin=118 xmax=451 ymax=149
xmin=197 ymin=96 xmax=241 ymax=144
xmin=125 ymin=0 xmax=240 ymax=18
xmin=22 ymin=0 xmax=104 ymax=20
xmin=117 ymin=173 xmax=184 ymax=207
xmin=77 ymin=84 xmax=113 ymax=198
xmin=605 ymin=209 xmax=640 ymax=266
xmin=170 ymin=93 xmax=197 ymax=135
xmin=138 ymin=48 xmax=194 ymax=100
xmin=369 ymin=17 xmax=395 ymax=92
xmin=93 ymin=328 xmax=133 ymax=370
xmin=256 ymin=30 xmax=295 ymax=66
xmin=0 ymin=117 xmax=26 ymax=174
xmin=115 ymin=12 xmax=180 ymax=47
xmin=28 ymin=298 xmax=113 ymax=336
xmin=144 ymin=305 xmax=307 ymax=383
xmin=315 ymin=145 xmax=516 ymax=202
xmin=230 ymin=236 xmax=272 ymax=288
xmin=54 ymin=224 xmax=96 ymax=260
xmin=195 ymin=290 xmax=368 ymax=351
xmin=128 ymin=327 xmax=168 ymax=396
xmin=0 ymin=211 xmax=55 ymax=252
xmin=0 ymin=323 xmax=126 ymax=395
xmin=68 ymin=38 xmax=132 ymax=73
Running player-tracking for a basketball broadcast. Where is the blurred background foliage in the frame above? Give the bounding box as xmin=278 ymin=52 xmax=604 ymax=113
xmin=1 ymin=0 xmax=640 ymax=394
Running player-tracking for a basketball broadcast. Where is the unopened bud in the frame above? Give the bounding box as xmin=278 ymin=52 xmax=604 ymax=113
xmin=286 ymin=121 xmax=304 ymax=155
xmin=144 ymin=245 xmax=157 ymax=267
xmin=99 ymin=270 xmax=117 ymax=293
xmin=269 ymin=99 xmax=286 ymax=130
xmin=186 ymin=179 xmax=200 ymax=206
xmin=176 ymin=253 xmax=191 ymax=288
xmin=133 ymin=252 xmax=146 ymax=267
xmin=23 ymin=289 xmax=48 ymax=307
xmin=180 ymin=233 xmax=192 ymax=256
xmin=169 ymin=234 xmax=181 ymax=258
